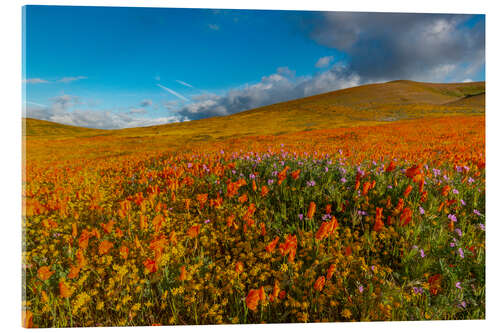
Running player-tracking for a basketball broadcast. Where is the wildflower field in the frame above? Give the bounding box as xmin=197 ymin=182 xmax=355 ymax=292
xmin=22 ymin=114 xmax=485 ymax=327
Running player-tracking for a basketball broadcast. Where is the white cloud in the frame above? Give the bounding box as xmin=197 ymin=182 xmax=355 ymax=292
xmin=58 ymin=76 xmax=88 ymax=83
xmin=23 ymin=78 xmax=49 ymax=84
xmin=208 ymin=24 xmax=220 ymax=31
xmin=176 ymin=64 xmax=360 ymax=120
xmin=24 ymin=94 xmax=183 ymax=129
xmin=315 ymin=56 xmax=334 ymax=68
xmin=129 ymin=107 xmax=147 ymax=114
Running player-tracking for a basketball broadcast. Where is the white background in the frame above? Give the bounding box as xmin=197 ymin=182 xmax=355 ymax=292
xmin=1 ymin=0 xmax=498 ymax=332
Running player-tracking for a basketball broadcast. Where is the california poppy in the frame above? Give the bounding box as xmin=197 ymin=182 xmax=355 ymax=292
xmin=307 ymin=201 xmax=316 ymax=219
xmin=37 ymin=266 xmax=54 ymax=281
xmin=314 ymin=276 xmax=326 ymax=292
xmin=187 ymin=224 xmax=201 ymax=238
xmin=143 ymin=258 xmax=157 ymax=274
xmin=59 ymin=280 xmax=73 ymax=298
xmin=246 ymin=289 xmax=260 ymax=311
xmin=98 ymin=240 xmax=113 ymax=255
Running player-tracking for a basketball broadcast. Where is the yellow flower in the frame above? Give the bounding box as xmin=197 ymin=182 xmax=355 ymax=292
xmin=341 ymin=308 xmax=352 ymax=319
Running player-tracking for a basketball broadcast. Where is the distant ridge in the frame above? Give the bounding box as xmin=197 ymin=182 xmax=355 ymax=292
xmin=24 ymin=80 xmax=485 ymax=140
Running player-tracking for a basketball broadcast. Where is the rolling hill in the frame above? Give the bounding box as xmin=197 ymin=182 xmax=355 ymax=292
xmin=24 ymin=80 xmax=485 ymax=143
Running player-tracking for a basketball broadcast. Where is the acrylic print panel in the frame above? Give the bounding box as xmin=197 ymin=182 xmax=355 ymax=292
xmin=22 ymin=4 xmax=485 ymax=328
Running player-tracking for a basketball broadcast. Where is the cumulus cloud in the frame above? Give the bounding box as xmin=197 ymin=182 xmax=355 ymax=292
xmin=175 ymin=64 xmax=360 ymax=120
xmin=24 ymin=94 xmax=182 ymax=129
xmin=23 ymin=78 xmax=49 ymax=84
xmin=315 ymin=56 xmax=334 ymax=68
xmin=308 ymin=12 xmax=485 ymax=82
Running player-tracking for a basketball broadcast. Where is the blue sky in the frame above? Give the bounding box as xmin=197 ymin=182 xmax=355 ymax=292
xmin=23 ymin=6 xmax=485 ymax=129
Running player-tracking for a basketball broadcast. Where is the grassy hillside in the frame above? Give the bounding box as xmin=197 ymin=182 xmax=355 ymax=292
xmin=24 ymin=80 xmax=485 ymax=144
xmin=23 ymin=118 xmax=107 ymax=138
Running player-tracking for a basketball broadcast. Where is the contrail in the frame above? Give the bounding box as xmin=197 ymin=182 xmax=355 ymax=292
xmin=175 ymin=80 xmax=194 ymax=88
xmin=157 ymin=84 xmax=190 ymax=102
xmin=26 ymin=101 xmax=47 ymax=107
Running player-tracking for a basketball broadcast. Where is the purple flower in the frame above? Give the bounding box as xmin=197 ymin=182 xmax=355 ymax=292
xmin=298 ymin=214 xmax=304 ymax=221
xmin=340 ymin=177 xmax=347 ymax=183
xmin=204 ymin=219 xmax=210 ymax=224
xmin=450 ymin=242 xmax=455 ymax=248
xmin=358 ymin=285 xmax=364 ymax=293
xmin=460 ymin=199 xmax=466 ymax=206
xmin=187 ymin=163 xmax=193 ymax=168
xmin=455 ymin=228 xmax=462 ymax=237
xmin=413 ymin=287 xmax=424 ymax=295
xmin=419 ymin=206 xmax=425 ymax=215
xmin=306 ymin=180 xmax=316 ymax=187
xmin=387 ymin=185 xmax=393 ymax=189
xmin=432 ymin=168 xmax=441 ymax=177
xmin=479 ymin=223 xmax=485 ymax=231
xmin=268 ymin=179 xmax=274 ymax=185
xmin=448 ymin=214 xmax=457 ymax=222
xmin=452 ymin=189 xmax=459 ymax=195
xmin=420 ymin=249 xmax=425 ymax=258
xmin=249 ymin=173 xmax=256 ymax=179
xmin=455 ymin=282 xmax=462 ymax=289
xmin=324 ymin=167 xmax=329 ymax=172
xmin=473 ymin=209 xmax=482 ymax=216
xmin=322 ymin=214 xmax=332 ymax=221
xmin=371 ymin=265 xmax=375 ymax=272
xmin=459 ymin=301 xmax=466 ymax=309
xmin=468 ymin=177 xmax=474 ymax=184
xmin=458 ymin=248 xmax=465 ymax=259
xmin=357 ymin=210 xmax=367 ymax=216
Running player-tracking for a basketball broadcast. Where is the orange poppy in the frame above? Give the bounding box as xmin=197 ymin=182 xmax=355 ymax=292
xmin=403 ymin=184 xmax=413 ymax=198
xmin=314 ymin=276 xmax=326 ymax=292
xmin=37 ymin=266 xmax=54 ymax=281
xmin=22 ymin=310 xmax=33 ymax=328
xmin=71 ymin=223 xmax=78 ymax=238
xmin=326 ymin=264 xmax=335 ymax=280
xmin=400 ymin=207 xmax=412 ymax=226
xmin=235 ymin=261 xmax=244 ymax=274
xmin=98 ymin=240 xmax=113 ymax=255
xmin=277 ymin=166 xmax=290 ymax=185
xmin=101 ymin=220 xmax=115 ymax=234
xmin=291 ymin=169 xmax=301 ymax=180
xmin=179 ymin=266 xmax=187 ymax=281
xmin=187 ymin=224 xmax=200 ymax=238
xmin=143 ymin=258 xmax=158 ymax=274
xmin=266 ymin=236 xmax=280 ymax=253
xmin=238 ymin=193 xmax=248 ymax=203
xmin=307 ymin=201 xmax=316 ymax=219
xmin=119 ymin=245 xmax=129 ymax=259
xmin=67 ymin=265 xmax=80 ymax=279
xmin=59 ymin=281 xmax=73 ymax=298
xmin=261 ymin=185 xmax=269 ymax=197
xmin=373 ymin=207 xmax=384 ymax=232
xmin=245 ymin=289 xmax=260 ymax=311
